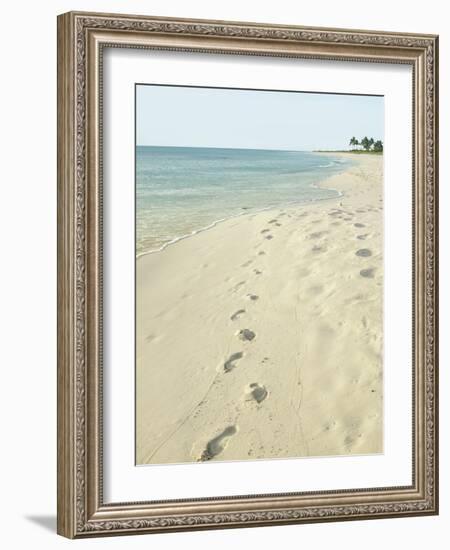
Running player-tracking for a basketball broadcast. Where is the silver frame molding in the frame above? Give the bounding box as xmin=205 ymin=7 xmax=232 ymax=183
xmin=57 ymin=11 xmax=439 ymax=538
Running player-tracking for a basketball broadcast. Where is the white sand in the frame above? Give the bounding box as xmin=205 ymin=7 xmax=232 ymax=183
xmin=136 ymin=153 xmax=383 ymax=465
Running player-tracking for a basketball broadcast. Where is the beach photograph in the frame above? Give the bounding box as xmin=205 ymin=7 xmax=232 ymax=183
xmin=135 ymin=84 xmax=384 ymax=466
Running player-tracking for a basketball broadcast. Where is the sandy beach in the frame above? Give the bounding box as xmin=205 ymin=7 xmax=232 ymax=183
xmin=136 ymin=153 xmax=383 ymax=465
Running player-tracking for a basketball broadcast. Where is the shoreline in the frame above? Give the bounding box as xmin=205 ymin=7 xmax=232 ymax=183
xmin=136 ymin=152 xmax=352 ymax=259
xmin=136 ymin=153 xmax=384 ymax=465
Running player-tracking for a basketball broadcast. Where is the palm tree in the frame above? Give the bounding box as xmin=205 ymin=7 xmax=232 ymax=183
xmin=361 ymin=136 xmax=370 ymax=151
xmin=369 ymin=137 xmax=375 ymax=150
xmin=349 ymin=136 xmax=358 ymax=150
xmin=373 ymin=140 xmax=383 ymax=152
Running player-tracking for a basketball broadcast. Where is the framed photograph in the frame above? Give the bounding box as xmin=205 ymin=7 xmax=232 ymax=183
xmin=57 ymin=11 xmax=439 ymax=538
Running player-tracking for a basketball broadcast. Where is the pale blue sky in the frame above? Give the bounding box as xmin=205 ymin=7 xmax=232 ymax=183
xmin=136 ymin=84 xmax=383 ymax=151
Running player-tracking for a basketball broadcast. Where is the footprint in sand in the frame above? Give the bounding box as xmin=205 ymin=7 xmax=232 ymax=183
xmin=241 ymin=260 xmax=253 ymax=267
xmin=309 ymin=231 xmax=328 ymax=239
xmin=297 ymin=267 xmax=310 ymax=278
xmin=261 ymin=229 xmax=270 ymax=234
xmin=311 ymin=245 xmax=325 ymax=253
xmin=356 ymin=248 xmax=372 ymax=257
xmin=354 ymin=223 xmax=366 ymax=228
xmin=199 ymin=425 xmax=237 ymax=461
xmin=258 ymin=251 xmax=266 ymax=256
xmin=323 ymin=420 xmax=338 ymax=432
xmin=268 ymin=219 xmax=278 ymax=224
xmin=265 ymin=235 xmax=274 ymax=240
xmin=230 ymin=309 xmax=246 ymax=321
xmin=309 ymin=284 xmax=324 ymax=295
xmin=275 ymin=222 xmax=282 ymax=227
xmin=254 ymin=269 xmax=262 ymax=275
xmin=357 ymin=234 xmax=369 ymax=240
xmin=246 ymin=383 xmax=268 ymax=404
xmin=233 ymin=281 xmax=246 ymax=290
xmin=224 ymin=352 xmax=244 ymax=373
xmin=247 ymin=294 xmax=259 ymax=301
xmin=238 ymin=329 xmax=256 ymax=342
xmin=360 ymin=268 xmax=376 ymax=278
xmin=344 ymin=434 xmax=355 ymax=450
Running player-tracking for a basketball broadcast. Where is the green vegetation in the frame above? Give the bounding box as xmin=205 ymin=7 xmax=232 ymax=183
xmin=349 ymin=136 xmax=383 ymax=153
xmin=315 ymin=137 xmax=383 ymax=155
xmin=314 ymin=149 xmax=383 ymax=154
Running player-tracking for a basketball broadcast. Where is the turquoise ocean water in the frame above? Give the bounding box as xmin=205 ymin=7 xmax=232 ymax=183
xmin=136 ymin=146 xmax=352 ymax=255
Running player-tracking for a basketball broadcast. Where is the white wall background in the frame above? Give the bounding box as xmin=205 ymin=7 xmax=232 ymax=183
xmin=0 ymin=0 xmax=446 ymax=547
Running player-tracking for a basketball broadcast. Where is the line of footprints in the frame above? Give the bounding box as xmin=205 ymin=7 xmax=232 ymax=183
xmin=198 ymin=206 xmax=378 ymax=461
xmin=198 ymin=217 xmax=284 ymax=461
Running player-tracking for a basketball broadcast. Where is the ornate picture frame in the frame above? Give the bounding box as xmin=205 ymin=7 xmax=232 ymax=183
xmin=57 ymin=11 xmax=438 ymax=538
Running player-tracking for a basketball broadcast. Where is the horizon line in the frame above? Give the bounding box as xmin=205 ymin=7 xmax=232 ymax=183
xmin=135 ymin=144 xmax=362 ymax=153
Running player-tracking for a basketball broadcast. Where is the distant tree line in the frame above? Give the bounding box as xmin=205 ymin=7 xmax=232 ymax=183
xmin=349 ymin=136 xmax=383 ymax=152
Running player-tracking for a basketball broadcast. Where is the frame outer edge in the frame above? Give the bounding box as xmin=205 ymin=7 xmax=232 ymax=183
xmin=435 ymin=35 xmax=439 ymax=515
xmin=57 ymin=12 xmax=77 ymax=539
xmin=56 ymin=10 xmax=439 ymax=537
xmin=63 ymin=10 xmax=438 ymax=40
xmin=431 ymin=35 xmax=439 ymax=515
